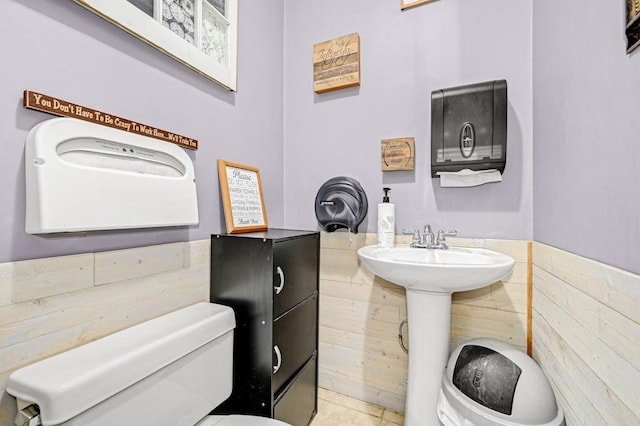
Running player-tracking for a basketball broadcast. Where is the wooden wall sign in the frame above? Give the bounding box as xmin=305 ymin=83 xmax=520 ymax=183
xmin=217 ymin=159 xmax=268 ymax=234
xmin=313 ymin=33 xmax=360 ymax=94
xmin=627 ymin=0 xmax=640 ymax=53
xmin=23 ymin=90 xmax=198 ymax=150
xmin=381 ymin=137 xmax=415 ymax=171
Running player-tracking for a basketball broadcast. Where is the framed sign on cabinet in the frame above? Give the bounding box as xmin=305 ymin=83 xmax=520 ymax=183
xmin=217 ymin=159 xmax=268 ymax=234
xmin=73 ymin=0 xmax=238 ymax=90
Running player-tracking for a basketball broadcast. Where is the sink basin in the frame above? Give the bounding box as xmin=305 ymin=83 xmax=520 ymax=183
xmin=357 ymin=245 xmax=514 ymax=293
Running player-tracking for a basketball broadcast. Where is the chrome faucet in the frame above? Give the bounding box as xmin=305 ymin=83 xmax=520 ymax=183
xmin=435 ymin=229 xmax=458 ymax=249
xmin=404 ymin=225 xmax=457 ymax=249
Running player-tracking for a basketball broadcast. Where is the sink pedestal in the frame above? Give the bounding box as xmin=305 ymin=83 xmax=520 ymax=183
xmin=404 ymin=290 xmax=451 ymax=426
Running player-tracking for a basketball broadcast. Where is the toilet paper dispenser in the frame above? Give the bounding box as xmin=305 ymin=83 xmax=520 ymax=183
xmin=315 ymin=176 xmax=368 ymax=234
xmin=431 ymin=80 xmax=507 ymax=178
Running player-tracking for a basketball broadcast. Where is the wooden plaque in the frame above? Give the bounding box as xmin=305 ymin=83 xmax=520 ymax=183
xmin=313 ymin=33 xmax=360 ymax=94
xmin=217 ymin=159 xmax=268 ymax=234
xmin=381 ymin=137 xmax=415 ymax=171
xmin=627 ymin=0 xmax=640 ymax=53
xmin=23 ymin=90 xmax=198 ymax=150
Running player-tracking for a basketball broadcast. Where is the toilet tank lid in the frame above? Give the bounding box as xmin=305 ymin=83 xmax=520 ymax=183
xmin=7 ymin=302 xmax=235 ymax=425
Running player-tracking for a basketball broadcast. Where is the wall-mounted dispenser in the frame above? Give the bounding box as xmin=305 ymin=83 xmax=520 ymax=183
xmin=431 ymin=80 xmax=507 ymax=180
xmin=315 ymin=176 xmax=368 ymax=233
xmin=25 ymin=117 xmax=199 ymax=234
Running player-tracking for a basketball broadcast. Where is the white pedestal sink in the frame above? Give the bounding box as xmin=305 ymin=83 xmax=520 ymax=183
xmin=357 ymin=245 xmax=515 ymax=426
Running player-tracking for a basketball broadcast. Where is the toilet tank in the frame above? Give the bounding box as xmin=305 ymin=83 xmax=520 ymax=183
xmin=7 ymin=303 xmax=235 ymax=426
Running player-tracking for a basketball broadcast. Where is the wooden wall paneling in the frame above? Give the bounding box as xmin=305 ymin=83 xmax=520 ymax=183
xmin=0 ymin=253 xmax=94 ymax=305
xmin=95 ymin=242 xmax=186 ymax=285
xmin=534 ymin=243 xmax=640 ymax=324
xmin=534 ymin=309 xmax=638 ymax=425
xmin=534 ymin=242 xmax=640 ymax=425
xmin=317 ymin=370 xmax=406 ymax=413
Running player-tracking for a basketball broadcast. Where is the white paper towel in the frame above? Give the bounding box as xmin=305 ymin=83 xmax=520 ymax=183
xmin=437 ymin=168 xmax=502 ymax=187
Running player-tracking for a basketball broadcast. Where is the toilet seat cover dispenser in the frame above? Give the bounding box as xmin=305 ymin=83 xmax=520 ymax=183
xmin=24 ymin=117 xmax=199 ymax=233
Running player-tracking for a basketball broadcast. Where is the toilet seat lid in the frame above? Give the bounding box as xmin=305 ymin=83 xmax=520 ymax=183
xmin=197 ymin=415 xmax=291 ymax=426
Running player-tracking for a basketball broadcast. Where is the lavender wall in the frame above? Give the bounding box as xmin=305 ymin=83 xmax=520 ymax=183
xmin=0 ymin=0 xmax=284 ymax=263
xmin=283 ymin=0 xmax=533 ymax=241
xmin=533 ymin=0 xmax=640 ymax=275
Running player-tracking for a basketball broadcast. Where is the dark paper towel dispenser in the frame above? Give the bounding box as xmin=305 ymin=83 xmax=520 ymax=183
xmin=431 ymin=80 xmax=507 ymax=178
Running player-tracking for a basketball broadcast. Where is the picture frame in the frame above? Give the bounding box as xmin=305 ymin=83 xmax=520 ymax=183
xmin=400 ymin=0 xmax=436 ymax=10
xmin=73 ymin=0 xmax=238 ymax=90
xmin=626 ymin=0 xmax=640 ymax=53
xmin=217 ymin=159 xmax=268 ymax=234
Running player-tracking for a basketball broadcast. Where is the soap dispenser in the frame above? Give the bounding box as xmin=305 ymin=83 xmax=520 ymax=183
xmin=377 ymin=188 xmax=395 ymax=248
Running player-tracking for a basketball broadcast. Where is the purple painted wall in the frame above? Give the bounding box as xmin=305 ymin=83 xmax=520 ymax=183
xmin=8 ymin=1 xmax=592 ymax=268
xmin=0 ymin=0 xmax=284 ymax=263
xmin=283 ymin=0 xmax=533 ymax=241
xmin=533 ymin=0 xmax=640 ymax=275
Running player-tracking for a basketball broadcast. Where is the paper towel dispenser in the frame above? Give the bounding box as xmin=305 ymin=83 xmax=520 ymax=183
xmin=25 ymin=117 xmax=199 ymax=233
xmin=431 ymin=80 xmax=507 ymax=177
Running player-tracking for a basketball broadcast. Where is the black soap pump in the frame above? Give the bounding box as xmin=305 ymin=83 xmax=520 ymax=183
xmin=377 ymin=187 xmax=395 ymax=248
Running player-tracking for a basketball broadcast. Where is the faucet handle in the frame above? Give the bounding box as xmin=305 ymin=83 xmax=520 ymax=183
xmin=402 ymin=228 xmax=421 ymax=246
xmin=436 ymin=230 xmax=457 ymax=243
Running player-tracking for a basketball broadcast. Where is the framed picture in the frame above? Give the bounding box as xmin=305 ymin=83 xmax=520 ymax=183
xmin=217 ymin=159 xmax=268 ymax=234
xmin=400 ymin=0 xmax=436 ymax=10
xmin=626 ymin=0 xmax=640 ymax=53
xmin=73 ymin=0 xmax=238 ymax=90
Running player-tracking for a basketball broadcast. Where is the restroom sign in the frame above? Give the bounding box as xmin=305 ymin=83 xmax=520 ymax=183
xmin=23 ymin=90 xmax=198 ymax=150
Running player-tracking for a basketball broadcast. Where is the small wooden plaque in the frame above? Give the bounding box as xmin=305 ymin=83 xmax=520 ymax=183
xmin=313 ymin=33 xmax=361 ymax=94
xmin=381 ymin=137 xmax=415 ymax=171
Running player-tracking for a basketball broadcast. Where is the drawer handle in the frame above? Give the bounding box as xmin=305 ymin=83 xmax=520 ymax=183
xmin=274 ymin=266 xmax=285 ymax=295
xmin=273 ymin=345 xmax=282 ymax=374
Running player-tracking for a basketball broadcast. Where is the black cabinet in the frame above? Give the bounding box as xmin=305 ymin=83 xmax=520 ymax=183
xmin=210 ymin=229 xmax=319 ymax=426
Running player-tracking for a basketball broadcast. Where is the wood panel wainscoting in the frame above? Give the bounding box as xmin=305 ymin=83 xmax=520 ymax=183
xmin=533 ymin=243 xmax=640 ymax=425
xmin=6 ymin=234 xmax=634 ymax=425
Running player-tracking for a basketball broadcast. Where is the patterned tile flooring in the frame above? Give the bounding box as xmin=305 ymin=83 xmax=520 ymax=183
xmin=311 ymin=388 xmax=404 ymax=426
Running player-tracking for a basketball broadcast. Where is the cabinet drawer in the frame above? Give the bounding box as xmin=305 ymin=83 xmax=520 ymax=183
xmin=273 ymin=237 xmax=318 ymax=318
xmin=274 ymin=355 xmax=317 ymax=426
xmin=272 ymin=294 xmax=318 ymax=392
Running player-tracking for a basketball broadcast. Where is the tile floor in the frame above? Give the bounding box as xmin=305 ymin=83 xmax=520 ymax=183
xmin=311 ymin=388 xmax=404 ymax=426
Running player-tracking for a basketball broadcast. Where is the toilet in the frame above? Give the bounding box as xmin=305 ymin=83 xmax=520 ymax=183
xmin=7 ymin=302 xmax=291 ymax=426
